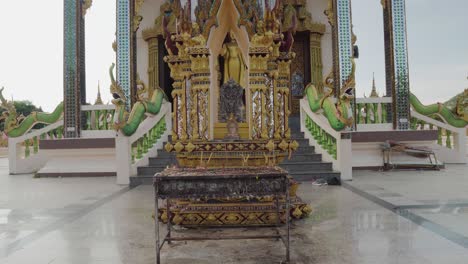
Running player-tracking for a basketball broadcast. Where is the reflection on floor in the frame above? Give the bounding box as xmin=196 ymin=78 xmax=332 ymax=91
xmin=1 ymin=158 xmax=468 ymax=263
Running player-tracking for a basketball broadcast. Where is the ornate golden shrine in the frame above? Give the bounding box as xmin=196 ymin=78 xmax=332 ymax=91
xmin=154 ymin=0 xmax=308 ymax=167
xmin=142 ymin=0 xmax=326 ymax=145
xmin=141 ymin=0 xmax=316 ymax=226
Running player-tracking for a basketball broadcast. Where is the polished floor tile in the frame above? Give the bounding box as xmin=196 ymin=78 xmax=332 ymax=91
xmin=2 ymin=157 xmax=468 ymax=263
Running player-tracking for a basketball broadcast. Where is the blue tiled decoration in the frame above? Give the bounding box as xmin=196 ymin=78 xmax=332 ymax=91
xmin=64 ymin=0 xmax=82 ymax=138
xmin=391 ymin=0 xmax=410 ymax=130
xmin=117 ymin=0 xmax=132 ymax=111
xmin=336 ymin=0 xmax=353 ymax=87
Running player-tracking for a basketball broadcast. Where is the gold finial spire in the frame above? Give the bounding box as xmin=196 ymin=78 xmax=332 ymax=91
xmin=94 ymin=81 xmax=103 ymax=105
xmin=370 ymin=72 xmax=379 ymax=98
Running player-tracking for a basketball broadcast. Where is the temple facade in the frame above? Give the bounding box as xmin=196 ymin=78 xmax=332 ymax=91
xmin=2 ymin=0 xmax=467 ymax=187
xmin=61 ymin=0 xmax=412 ymax=136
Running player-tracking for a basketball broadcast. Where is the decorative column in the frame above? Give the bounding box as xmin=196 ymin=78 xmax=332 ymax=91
xmin=249 ymin=48 xmax=271 ymax=139
xmin=334 ymin=0 xmax=354 ymax=96
xmin=116 ymin=0 xmax=135 ymax=110
xmin=383 ymin=0 xmax=411 ymax=130
xmin=189 ymin=48 xmax=211 ymax=140
xmin=309 ymin=31 xmax=324 ymax=93
xmin=277 ymin=55 xmax=294 ymax=139
xmin=166 ymin=49 xmax=190 ymax=142
xmin=326 ymin=0 xmax=356 ymax=130
xmin=326 ymin=0 xmax=354 ymax=96
xmin=147 ymin=37 xmax=159 ymax=94
xmin=63 ymin=0 xmax=86 ymax=138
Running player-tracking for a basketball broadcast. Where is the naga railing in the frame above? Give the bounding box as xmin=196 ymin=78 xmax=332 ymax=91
xmin=8 ymin=120 xmax=64 ymax=174
xmin=410 ymin=110 xmax=466 ymax=163
xmin=300 ymin=99 xmax=352 ymax=180
xmin=355 ymin=97 xmax=393 ymax=131
xmin=115 ymin=102 xmax=172 ymax=184
xmin=81 ymin=104 xmax=116 ymax=138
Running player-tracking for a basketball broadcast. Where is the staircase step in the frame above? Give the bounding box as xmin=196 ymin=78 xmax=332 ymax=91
xmin=280 ymin=161 xmax=333 ymax=171
xmin=291 ymin=138 xmax=309 ymax=144
xmin=289 ymin=171 xmax=341 ymax=184
xmin=152 ymin=151 xmax=174 ymax=158
xmin=149 ymin=155 xmax=178 ymax=166
xmin=130 ymin=176 xmax=154 ymax=187
xmin=290 ymin=132 xmax=305 ymax=139
xmin=137 ymin=166 xmax=168 ymax=176
xmin=283 ymin=153 xmax=322 ymax=162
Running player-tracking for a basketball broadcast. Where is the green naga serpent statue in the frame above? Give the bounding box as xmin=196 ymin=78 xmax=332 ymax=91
xmin=109 ymin=63 xmax=167 ymax=136
xmin=410 ymin=92 xmax=468 ymax=128
xmin=0 ymin=87 xmax=63 ymax=138
xmin=305 ymin=68 xmax=355 ymax=131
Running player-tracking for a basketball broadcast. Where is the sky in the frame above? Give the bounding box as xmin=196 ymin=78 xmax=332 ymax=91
xmin=0 ymin=0 xmax=467 ymax=112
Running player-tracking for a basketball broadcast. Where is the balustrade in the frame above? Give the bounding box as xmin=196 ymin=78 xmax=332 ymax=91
xmin=300 ymin=99 xmax=352 ymax=180
xmin=116 ymin=102 xmax=172 ymax=184
xmin=9 ymin=121 xmax=64 ymax=174
xmin=305 ymin=116 xmax=337 ymax=159
xmin=131 ymin=118 xmax=166 ymax=164
xmin=355 ymin=97 xmax=393 ymax=125
xmin=410 ymin=110 xmax=466 ymax=163
xmin=81 ymin=104 xmax=116 ymax=131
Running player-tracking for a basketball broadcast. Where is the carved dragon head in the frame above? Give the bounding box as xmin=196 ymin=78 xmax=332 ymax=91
xmin=109 ymin=63 xmax=126 ymax=105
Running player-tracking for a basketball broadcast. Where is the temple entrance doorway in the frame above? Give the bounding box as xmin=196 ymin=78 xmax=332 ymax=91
xmin=290 ymin=32 xmax=311 ymax=115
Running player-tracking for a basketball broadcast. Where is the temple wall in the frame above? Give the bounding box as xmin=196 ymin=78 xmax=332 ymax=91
xmin=308 ymin=0 xmax=333 ymax=82
xmin=136 ymin=0 xmax=162 ymax=86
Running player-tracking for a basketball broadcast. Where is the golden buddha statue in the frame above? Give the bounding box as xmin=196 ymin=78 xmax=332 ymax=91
xmin=222 ymin=32 xmax=247 ymax=88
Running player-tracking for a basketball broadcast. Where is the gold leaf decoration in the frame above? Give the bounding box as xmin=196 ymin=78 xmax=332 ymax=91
xmin=174 ymin=142 xmax=185 ymax=153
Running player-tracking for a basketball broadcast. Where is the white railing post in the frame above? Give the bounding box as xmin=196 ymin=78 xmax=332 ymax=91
xmin=300 ymin=105 xmax=305 ymax=133
xmin=8 ymin=138 xmax=21 ymax=174
xmin=116 ymin=133 xmax=131 ymax=185
xmin=453 ymin=128 xmax=467 ymax=162
xmin=337 ymin=133 xmax=352 ymax=181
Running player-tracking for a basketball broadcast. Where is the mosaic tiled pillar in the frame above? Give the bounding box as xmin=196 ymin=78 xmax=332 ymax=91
xmin=332 ymin=0 xmax=354 ymax=96
xmin=329 ymin=0 xmax=355 ymax=130
xmin=63 ymin=0 xmax=86 ymax=138
xmin=383 ymin=0 xmax=411 ymax=130
xmin=116 ymin=0 xmax=135 ymax=110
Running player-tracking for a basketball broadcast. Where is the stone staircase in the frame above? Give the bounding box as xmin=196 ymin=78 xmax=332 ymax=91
xmin=130 ymin=116 xmax=340 ymax=187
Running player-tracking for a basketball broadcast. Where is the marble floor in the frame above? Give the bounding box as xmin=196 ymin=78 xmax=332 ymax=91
xmin=1 ymin=158 xmax=468 ymax=263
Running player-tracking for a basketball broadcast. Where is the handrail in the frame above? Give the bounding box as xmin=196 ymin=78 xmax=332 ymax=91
xmin=300 ymin=99 xmax=352 ymax=180
xmin=115 ymin=102 xmax=172 ymax=184
xmin=81 ymin=104 xmax=116 ymax=111
xmin=355 ymin=97 xmax=392 ymax=104
xmin=411 ymin=110 xmax=466 ymax=163
xmin=8 ymin=120 xmax=64 ymax=174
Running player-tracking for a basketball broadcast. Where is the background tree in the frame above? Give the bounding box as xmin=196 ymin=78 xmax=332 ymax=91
xmin=0 ymin=100 xmax=44 ymax=131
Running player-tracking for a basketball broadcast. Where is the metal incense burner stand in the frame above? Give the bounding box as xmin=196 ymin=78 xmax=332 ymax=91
xmin=153 ymin=167 xmax=291 ymax=263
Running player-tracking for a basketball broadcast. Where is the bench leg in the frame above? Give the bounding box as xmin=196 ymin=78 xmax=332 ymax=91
xmin=167 ymin=199 xmax=172 ymax=244
xmin=286 ymin=188 xmax=290 ymax=263
xmin=155 ymin=196 xmax=161 ymax=264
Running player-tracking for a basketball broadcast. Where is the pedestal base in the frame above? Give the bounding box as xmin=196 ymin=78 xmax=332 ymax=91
xmin=158 ymin=181 xmax=311 ymax=227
